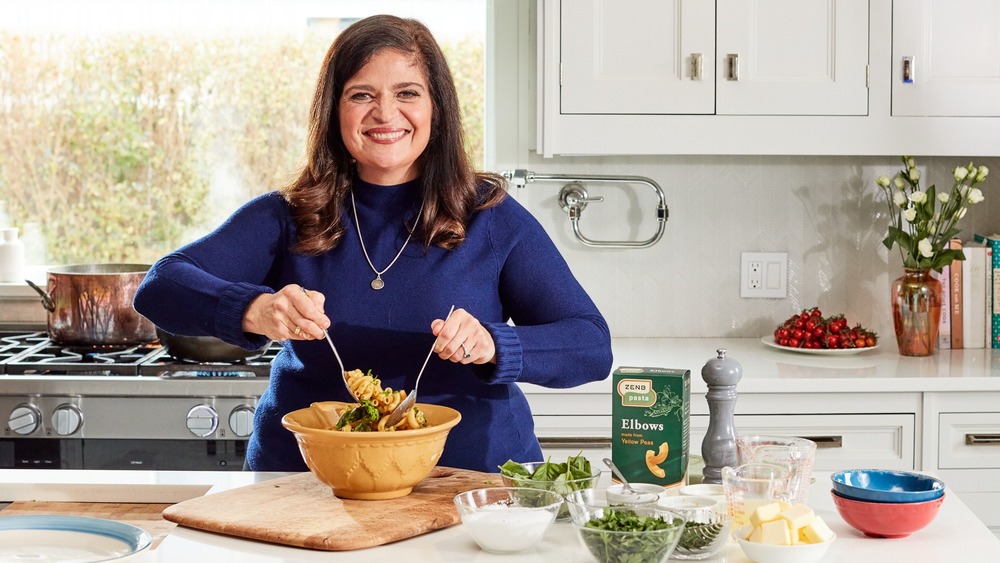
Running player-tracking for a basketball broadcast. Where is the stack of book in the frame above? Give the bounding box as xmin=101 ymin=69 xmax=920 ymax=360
xmin=938 ymin=234 xmax=1000 ymax=350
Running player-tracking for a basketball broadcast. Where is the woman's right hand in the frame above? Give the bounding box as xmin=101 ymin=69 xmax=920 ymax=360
xmin=242 ymin=285 xmax=331 ymax=341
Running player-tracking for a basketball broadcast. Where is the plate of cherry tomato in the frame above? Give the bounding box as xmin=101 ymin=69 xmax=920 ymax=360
xmin=764 ymin=307 xmax=879 ymax=355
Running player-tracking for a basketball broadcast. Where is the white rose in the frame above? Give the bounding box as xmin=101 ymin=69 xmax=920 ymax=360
xmin=893 ymin=191 xmax=908 ymax=207
xmin=876 ymin=175 xmax=890 ymax=188
xmin=904 ymin=208 xmax=917 ymax=222
xmin=910 ymin=191 xmax=927 ymax=203
xmin=954 ymin=167 xmax=969 ymax=181
xmin=977 ymin=166 xmax=989 ymax=182
xmin=907 ymin=158 xmax=915 ymax=168
xmin=909 ymin=168 xmax=920 ymax=182
xmin=937 ymin=192 xmax=950 ymax=203
xmin=918 ymin=238 xmax=934 ymax=258
xmin=969 ymin=188 xmax=985 ymax=204
xmin=894 ymin=175 xmax=905 ymax=189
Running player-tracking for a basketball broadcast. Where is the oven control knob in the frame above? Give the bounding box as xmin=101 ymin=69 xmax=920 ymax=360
xmin=52 ymin=404 xmax=83 ymax=436
xmin=186 ymin=404 xmax=219 ymax=437
xmin=228 ymin=405 xmax=255 ymax=438
xmin=9 ymin=404 xmax=41 ymax=435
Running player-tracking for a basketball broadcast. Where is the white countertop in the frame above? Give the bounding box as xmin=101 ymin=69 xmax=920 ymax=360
xmin=1 ymin=468 xmax=997 ymax=562
xmin=521 ymin=337 xmax=1000 ymax=396
xmin=2 ymin=337 xmax=996 ymax=398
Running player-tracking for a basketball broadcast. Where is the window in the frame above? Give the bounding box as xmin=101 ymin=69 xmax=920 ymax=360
xmin=0 ymin=0 xmax=486 ymax=265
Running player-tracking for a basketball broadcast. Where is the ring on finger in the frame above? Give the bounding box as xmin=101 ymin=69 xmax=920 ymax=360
xmin=461 ymin=343 xmax=471 ymax=359
xmin=294 ymin=326 xmax=303 ymax=337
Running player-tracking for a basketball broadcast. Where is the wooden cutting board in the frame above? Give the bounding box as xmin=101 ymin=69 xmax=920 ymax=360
xmin=0 ymin=501 xmax=177 ymax=549
xmin=162 ymin=466 xmax=503 ymax=551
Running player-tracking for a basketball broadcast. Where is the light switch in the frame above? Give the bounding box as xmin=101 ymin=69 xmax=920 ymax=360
xmin=741 ymin=252 xmax=788 ymax=298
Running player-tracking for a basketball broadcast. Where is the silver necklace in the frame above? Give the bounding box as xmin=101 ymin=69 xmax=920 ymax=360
xmin=350 ymin=188 xmax=424 ymax=290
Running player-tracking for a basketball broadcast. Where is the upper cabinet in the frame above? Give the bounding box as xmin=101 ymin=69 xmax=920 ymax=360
xmin=536 ymin=0 xmax=1000 ymax=157
xmin=560 ymin=1 xmax=716 ymax=115
xmin=892 ymin=0 xmax=1000 ymax=117
xmin=716 ymin=0 xmax=868 ymax=116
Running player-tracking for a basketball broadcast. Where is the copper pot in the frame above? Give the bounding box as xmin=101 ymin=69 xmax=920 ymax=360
xmin=26 ymin=263 xmax=156 ymax=345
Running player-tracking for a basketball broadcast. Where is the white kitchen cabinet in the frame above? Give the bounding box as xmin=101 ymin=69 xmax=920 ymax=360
xmin=925 ymin=392 xmax=1000 ymax=536
xmin=892 ymin=0 xmax=1000 ymax=117
xmin=716 ymin=0 xmax=869 ymax=116
xmin=556 ymin=0 xmax=867 ymax=117
xmin=534 ymin=0 xmax=1000 ymax=156
xmin=560 ymin=0 xmax=715 ymax=115
xmin=690 ymin=413 xmax=917 ymax=470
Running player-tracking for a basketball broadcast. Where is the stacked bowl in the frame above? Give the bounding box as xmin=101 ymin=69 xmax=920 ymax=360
xmin=830 ymin=469 xmax=945 ymax=538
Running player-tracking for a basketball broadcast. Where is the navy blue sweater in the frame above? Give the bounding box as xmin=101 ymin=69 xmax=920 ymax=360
xmin=133 ymin=179 xmax=612 ymax=472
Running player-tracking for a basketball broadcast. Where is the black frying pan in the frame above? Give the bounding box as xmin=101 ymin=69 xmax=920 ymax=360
xmin=156 ymin=327 xmax=269 ymax=363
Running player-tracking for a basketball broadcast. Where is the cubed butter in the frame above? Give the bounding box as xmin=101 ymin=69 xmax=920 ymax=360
xmin=780 ymin=503 xmax=815 ymax=530
xmin=748 ymin=525 xmax=764 ymax=543
xmin=759 ymin=519 xmax=792 ymax=545
xmin=749 ymin=501 xmax=783 ymax=526
xmin=801 ymin=515 xmax=835 ymax=543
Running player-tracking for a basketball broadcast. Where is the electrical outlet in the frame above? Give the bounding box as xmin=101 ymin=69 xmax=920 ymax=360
xmin=741 ymin=252 xmax=788 ymax=298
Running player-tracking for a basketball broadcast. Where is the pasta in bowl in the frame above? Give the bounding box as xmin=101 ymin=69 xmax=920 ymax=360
xmin=337 ymin=369 xmax=428 ymax=431
xmin=281 ymin=397 xmax=461 ymax=500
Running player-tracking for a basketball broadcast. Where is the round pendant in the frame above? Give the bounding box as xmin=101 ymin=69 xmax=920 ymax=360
xmin=371 ymin=277 xmax=385 ymax=290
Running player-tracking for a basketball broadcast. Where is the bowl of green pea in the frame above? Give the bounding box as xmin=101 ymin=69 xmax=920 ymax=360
xmin=569 ymin=505 xmax=687 ymax=563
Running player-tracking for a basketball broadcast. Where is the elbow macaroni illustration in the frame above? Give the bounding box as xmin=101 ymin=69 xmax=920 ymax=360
xmin=645 ymin=442 xmax=669 ymax=478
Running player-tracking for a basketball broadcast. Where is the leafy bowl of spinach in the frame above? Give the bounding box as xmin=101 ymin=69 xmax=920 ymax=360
xmin=570 ymin=506 xmax=687 ymax=563
xmin=498 ymin=455 xmax=601 ymax=521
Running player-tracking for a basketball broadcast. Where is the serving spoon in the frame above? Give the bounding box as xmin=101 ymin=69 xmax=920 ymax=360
xmin=384 ymin=305 xmax=455 ymax=428
xmin=301 ymin=287 xmax=354 ymax=400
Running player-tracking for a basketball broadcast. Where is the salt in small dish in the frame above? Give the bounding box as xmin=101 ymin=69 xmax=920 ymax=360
xmin=453 ymin=487 xmax=563 ymax=554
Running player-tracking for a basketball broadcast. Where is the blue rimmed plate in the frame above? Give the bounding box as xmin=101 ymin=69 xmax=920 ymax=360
xmin=0 ymin=515 xmax=152 ymax=562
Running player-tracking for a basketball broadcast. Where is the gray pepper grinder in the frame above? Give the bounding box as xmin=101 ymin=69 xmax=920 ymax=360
xmin=700 ymin=348 xmax=743 ymax=484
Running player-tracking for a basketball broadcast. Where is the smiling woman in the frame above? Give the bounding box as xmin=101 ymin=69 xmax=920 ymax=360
xmin=0 ymin=0 xmax=485 ymax=266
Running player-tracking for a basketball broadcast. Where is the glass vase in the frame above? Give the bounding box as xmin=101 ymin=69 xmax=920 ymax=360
xmin=891 ymin=268 xmax=942 ymax=357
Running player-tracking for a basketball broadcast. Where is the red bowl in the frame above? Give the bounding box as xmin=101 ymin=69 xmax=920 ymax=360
xmin=831 ymin=489 xmax=944 ymax=538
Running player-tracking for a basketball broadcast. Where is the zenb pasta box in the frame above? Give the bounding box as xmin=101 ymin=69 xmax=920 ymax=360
xmin=612 ymin=366 xmax=690 ymax=488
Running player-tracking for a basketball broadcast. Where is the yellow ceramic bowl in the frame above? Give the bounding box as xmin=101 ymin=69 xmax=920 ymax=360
xmin=281 ymin=401 xmax=462 ymax=500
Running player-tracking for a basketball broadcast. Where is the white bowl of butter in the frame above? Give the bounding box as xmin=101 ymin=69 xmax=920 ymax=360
xmin=733 ymin=500 xmax=836 ymax=563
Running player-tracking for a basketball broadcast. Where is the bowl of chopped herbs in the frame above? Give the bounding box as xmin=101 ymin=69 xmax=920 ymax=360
xmin=570 ymin=505 xmax=687 ymax=563
xmin=498 ymin=455 xmax=601 ymax=521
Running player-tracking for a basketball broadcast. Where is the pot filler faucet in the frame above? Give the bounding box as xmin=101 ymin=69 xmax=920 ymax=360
xmin=501 ymin=169 xmax=668 ymax=249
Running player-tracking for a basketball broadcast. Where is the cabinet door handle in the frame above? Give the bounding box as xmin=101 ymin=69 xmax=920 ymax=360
xmin=538 ymin=437 xmax=611 ymax=449
xmin=691 ymin=53 xmax=703 ymax=81
xmin=727 ymin=53 xmax=739 ymax=81
xmin=798 ymin=435 xmax=843 ymax=449
xmin=965 ymin=433 xmax=1000 ymax=445
xmin=902 ymin=56 xmax=915 ymax=83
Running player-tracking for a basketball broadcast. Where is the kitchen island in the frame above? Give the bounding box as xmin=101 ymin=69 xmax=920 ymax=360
xmin=0 ymin=467 xmax=997 ymax=561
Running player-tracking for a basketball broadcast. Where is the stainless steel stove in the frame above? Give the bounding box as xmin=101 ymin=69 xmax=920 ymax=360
xmin=0 ymin=331 xmax=276 ymax=471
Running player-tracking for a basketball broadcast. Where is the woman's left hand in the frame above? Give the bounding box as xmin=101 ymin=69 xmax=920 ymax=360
xmin=430 ymin=308 xmax=496 ymax=365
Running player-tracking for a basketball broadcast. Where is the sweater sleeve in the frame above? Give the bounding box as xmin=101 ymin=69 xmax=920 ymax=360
xmin=133 ymin=193 xmax=288 ymax=349
xmin=483 ymin=197 xmax=613 ymax=388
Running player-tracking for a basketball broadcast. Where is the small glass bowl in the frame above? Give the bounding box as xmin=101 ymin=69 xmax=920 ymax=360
xmin=664 ymin=500 xmax=732 ymax=560
xmin=571 ymin=505 xmax=686 ymax=563
xmin=500 ymin=461 xmax=602 ymax=520
xmin=453 ymin=487 xmax=563 ymax=554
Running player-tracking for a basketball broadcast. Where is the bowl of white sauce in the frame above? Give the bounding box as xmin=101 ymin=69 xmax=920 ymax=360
xmin=453 ymin=487 xmax=563 ymax=553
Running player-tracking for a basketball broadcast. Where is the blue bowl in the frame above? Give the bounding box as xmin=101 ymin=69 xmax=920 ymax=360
xmin=831 ymin=469 xmax=945 ymax=503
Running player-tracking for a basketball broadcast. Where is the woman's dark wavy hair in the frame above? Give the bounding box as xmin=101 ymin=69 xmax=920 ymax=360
xmin=280 ymin=14 xmax=506 ymax=255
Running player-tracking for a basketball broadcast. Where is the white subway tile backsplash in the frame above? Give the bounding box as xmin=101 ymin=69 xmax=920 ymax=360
xmin=513 ymin=155 xmax=1000 ymax=339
